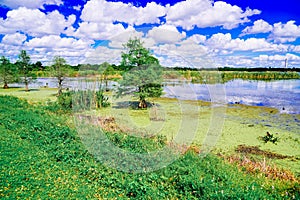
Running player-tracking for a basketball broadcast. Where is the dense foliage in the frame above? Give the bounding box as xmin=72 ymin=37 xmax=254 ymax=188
xmin=0 ymin=56 xmax=17 ymax=88
xmin=119 ymin=38 xmax=163 ymax=108
xmin=118 ymin=64 xmax=163 ymax=108
xmin=16 ymin=50 xmax=36 ymax=92
xmin=120 ymin=38 xmax=159 ymax=70
xmin=0 ymin=96 xmax=299 ymax=199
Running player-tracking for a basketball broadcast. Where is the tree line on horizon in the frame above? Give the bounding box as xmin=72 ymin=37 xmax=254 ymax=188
xmin=171 ymin=66 xmax=300 ymax=72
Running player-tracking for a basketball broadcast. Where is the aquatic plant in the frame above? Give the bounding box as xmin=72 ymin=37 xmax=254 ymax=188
xmin=259 ymin=132 xmax=279 ymax=144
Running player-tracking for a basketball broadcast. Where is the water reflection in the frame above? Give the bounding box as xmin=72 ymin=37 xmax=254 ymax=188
xmin=164 ymin=79 xmax=300 ymax=114
xmin=10 ymin=77 xmax=116 ymax=91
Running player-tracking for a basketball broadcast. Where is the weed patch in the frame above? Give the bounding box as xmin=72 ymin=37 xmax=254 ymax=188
xmin=222 ymin=154 xmax=298 ymax=183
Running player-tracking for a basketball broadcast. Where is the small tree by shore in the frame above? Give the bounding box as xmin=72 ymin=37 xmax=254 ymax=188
xmin=0 ymin=56 xmax=17 ymax=89
xmin=51 ymin=56 xmax=69 ymax=96
xmin=17 ymin=50 xmax=35 ymax=92
xmin=98 ymin=62 xmax=115 ymax=92
xmin=118 ymin=38 xmax=163 ymax=108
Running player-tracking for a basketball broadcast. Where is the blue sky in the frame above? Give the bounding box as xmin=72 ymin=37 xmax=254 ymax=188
xmin=0 ymin=0 xmax=300 ymax=68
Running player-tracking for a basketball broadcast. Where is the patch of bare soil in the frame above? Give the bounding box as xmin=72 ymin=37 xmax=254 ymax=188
xmin=76 ymin=114 xmax=131 ymax=132
xmin=235 ymin=144 xmax=292 ymax=159
xmin=165 ymin=142 xmax=201 ymax=155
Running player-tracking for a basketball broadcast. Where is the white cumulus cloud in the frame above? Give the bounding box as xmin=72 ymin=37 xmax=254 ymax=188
xmin=206 ymin=33 xmax=288 ymax=52
xmin=205 ymin=33 xmax=233 ymax=51
xmin=25 ymin=35 xmax=92 ymax=50
xmin=166 ymin=0 xmax=260 ymax=30
xmin=241 ymin=19 xmax=273 ymax=36
xmin=290 ymin=45 xmax=300 ymax=53
xmin=151 ymin=36 xmax=210 ymax=68
xmin=0 ymin=0 xmax=63 ymax=9
xmin=1 ymin=32 xmax=27 ymax=45
xmin=257 ymin=53 xmax=300 ymax=61
xmin=108 ymin=26 xmax=144 ymax=48
xmin=84 ymin=46 xmax=123 ymax=65
xmin=147 ymin=24 xmax=186 ymax=44
xmin=269 ymin=21 xmax=300 ymax=43
xmin=186 ymin=34 xmax=207 ymax=44
xmin=70 ymin=21 xmax=127 ymax=40
xmin=0 ymin=7 xmax=76 ymax=37
xmin=80 ymin=0 xmax=166 ymax=26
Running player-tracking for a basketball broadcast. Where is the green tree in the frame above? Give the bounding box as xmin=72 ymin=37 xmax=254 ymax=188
xmin=98 ymin=62 xmax=115 ymax=91
xmin=32 ymin=61 xmax=44 ymax=70
xmin=17 ymin=50 xmax=35 ymax=92
xmin=120 ymin=37 xmax=159 ymax=70
xmin=51 ymin=56 xmax=69 ymax=96
xmin=119 ymin=38 xmax=162 ymax=108
xmin=0 ymin=56 xmax=17 ymax=89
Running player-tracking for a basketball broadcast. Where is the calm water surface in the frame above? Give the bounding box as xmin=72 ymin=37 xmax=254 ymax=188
xmin=164 ymin=79 xmax=300 ymax=114
xmin=11 ymin=78 xmax=300 ymax=114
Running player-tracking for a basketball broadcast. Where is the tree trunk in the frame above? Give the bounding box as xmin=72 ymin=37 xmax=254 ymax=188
xmin=138 ymin=98 xmax=147 ymax=109
xmin=105 ymin=78 xmax=109 ymax=92
xmin=138 ymin=86 xmax=147 ymax=108
xmin=3 ymin=83 xmax=8 ymax=89
xmin=58 ymin=79 xmax=63 ymax=96
xmin=24 ymin=78 xmax=29 ymax=92
xmin=25 ymin=83 xmax=29 ymax=92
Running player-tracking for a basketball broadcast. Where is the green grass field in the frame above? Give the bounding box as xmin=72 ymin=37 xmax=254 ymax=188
xmin=0 ymin=87 xmax=57 ymax=102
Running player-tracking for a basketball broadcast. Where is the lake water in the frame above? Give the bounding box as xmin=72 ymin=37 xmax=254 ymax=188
xmin=11 ymin=78 xmax=300 ymax=114
xmin=164 ymin=79 xmax=300 ymax=114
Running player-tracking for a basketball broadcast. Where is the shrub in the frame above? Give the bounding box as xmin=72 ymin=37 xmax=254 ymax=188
xmin=57 ymin=91 xmax=73 ymax=110
xmin=56 ymin=90 xmax=110 ymax=111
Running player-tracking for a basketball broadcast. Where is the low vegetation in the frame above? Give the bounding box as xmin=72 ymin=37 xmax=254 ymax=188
xmin=55 ymin=89 xmax=110 ymax=111
xmin=0 ymin=95 xmax=299 ymax=199
xmin=258 ymin=131 xmax=279 ymax=144
xmin=174 ymin=70 xmax=300 ymax=83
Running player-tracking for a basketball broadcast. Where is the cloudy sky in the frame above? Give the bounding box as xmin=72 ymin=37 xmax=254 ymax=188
xmin=0 ymin=0 xmax=300 ymax=68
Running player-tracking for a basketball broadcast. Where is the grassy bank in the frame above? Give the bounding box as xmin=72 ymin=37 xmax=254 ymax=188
xmin=1 ymin=87 xmax=299 ymax=173
xmin=0 ymin=87 xmax=57 ymax=102
xmin=0 ymin=95 xmax=299 ymax=199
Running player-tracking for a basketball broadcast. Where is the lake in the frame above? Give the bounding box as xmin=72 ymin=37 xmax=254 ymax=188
xmin=11 ymin=78 xmax=300 ymax=114
xmin=164 ymin=79 xmax=300 ymax=114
